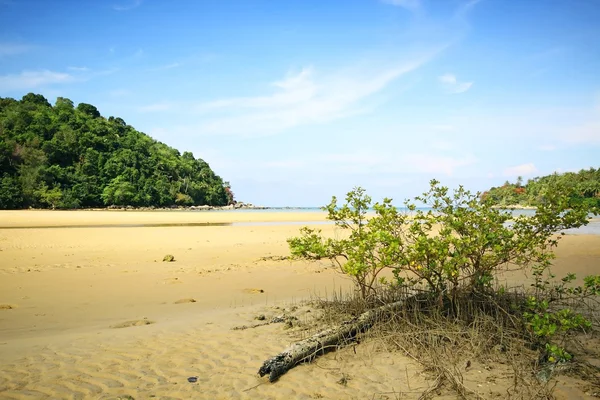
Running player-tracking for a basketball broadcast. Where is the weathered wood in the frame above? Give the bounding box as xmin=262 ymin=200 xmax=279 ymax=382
xmin=258 ymin=300 xmax=407 ymax=382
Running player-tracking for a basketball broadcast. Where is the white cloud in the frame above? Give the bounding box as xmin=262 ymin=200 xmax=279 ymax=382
xmin=439 ymin=73 xmax=473 ymax=93
xmin=149 ymin=62 xmax=181 ymax=71
xmin=113 ymin=0 xmax=142 ymax=11
xmin=430 ymin=140 xmax=455 ymax=151
xmin=381 ymin=0 xmax=421 ymax=11
xmin=67 ymin=66 xmax=89 ymax=72
xmin=0 ymin=70 xmax=73 ymax=91
xmin=459 ymin=0 xmax=482 ymax=14
xmin=191 ymin=53 xmax=438 ymax=137
xmin=138 ymin=103 xmax=173 ymax=112
xmin=431 ymin=124 xmax=455 ymax=131
xmin=538 ymin=144 xmax=557 ymax=151
xmin=263 ymin=160 xmax=307 ymax=169
xmin=108 ymin=89 xmax=131 ymax=97
xmin=564 ymin=121 xmax=600 ymax=144
xmin=248 ymin=151 xmax=476 ymax=177
xmin=403 ymin=153 xmax=477 ymax=176
xmin=198 ymin=67 xmax=318 ymax=112
xmin=503 ymin=163 xmax=538 ymax=177
xmin=0 ymin=43 xmax=32 ymax=57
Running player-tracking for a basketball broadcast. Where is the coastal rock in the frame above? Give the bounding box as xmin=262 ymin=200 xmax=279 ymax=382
xmin=192 ymin=205 xmax=213 ymax=211
xmin=96 ymin=202 xmax=268 ymax=211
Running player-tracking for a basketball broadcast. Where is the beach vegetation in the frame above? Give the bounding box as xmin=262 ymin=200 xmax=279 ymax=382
xmin=289 ymin=179 xmax=593 ymax=300
xmin=288 ymin=179 xmax=600 ymax=386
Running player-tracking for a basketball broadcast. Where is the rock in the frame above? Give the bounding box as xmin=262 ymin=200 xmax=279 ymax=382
xmin=163 ymin=254 xmax=175 ymax=262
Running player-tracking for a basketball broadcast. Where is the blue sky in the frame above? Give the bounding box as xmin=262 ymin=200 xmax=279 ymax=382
xmin=1 ymin=0 xmax=599 ymax=206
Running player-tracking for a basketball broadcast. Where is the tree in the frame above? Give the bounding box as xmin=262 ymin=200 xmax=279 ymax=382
xmin=76 ymin=103 xmax=100 ymax=118
xmin=0 ymin=174 xmax=23 ymax=208
xmin=289 ymin=180 xmax=593 ymax=300
xmin=101 ymin=176 xmax=136 ymax=206
xmin=22 ymin=93 xmax=51 ymax=108
xmin=516 ymin=175 xmax=523 ymax=188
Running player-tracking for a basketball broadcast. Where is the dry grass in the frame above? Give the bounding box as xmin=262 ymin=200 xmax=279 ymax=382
xmin=303 ymin=285 xmax=600 ymax=399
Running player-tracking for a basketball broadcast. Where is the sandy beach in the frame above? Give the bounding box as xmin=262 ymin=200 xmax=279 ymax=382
xmin=1 ymin=210 xmax=599 ymax=399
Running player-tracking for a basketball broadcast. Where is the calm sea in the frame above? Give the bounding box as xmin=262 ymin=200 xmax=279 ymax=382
xmin=212 ymin=207 xmax=600 ymax=236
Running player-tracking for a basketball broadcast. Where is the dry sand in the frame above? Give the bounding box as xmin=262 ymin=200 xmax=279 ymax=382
xmin=0 ymin=210 xmax=599 ymax=399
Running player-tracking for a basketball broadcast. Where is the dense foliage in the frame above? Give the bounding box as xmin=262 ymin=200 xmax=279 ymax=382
xmin=0 ymin=93 xmax=233 ymax=209
xmin=482 ymin=169 xmax=600 ymax=208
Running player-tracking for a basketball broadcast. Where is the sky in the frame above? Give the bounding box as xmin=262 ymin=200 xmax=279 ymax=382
xmin=1 ymin=0 xmax=599 ymax=206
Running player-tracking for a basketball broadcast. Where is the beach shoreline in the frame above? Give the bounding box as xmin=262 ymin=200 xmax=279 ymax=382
xmin=1 ymin=210 xmax=599 ymax=399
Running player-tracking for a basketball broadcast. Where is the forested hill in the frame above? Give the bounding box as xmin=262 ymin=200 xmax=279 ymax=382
xmin=0 ymin=93 xmax=233 ymax=209
xmin=481 ymin=168 xmax=600 ymax=208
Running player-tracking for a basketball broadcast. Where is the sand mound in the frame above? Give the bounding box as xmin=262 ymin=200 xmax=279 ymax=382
xmin=174 ymin=298 xmax=197 ymax=304
xmin=110 ymin=319 xmax=156 ymax=329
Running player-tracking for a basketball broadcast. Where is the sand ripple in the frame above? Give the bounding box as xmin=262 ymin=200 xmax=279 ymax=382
xmin=0 ymin=308 xmax=429 ymax=400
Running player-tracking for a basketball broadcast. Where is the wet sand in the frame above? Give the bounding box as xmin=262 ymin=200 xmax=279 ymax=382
xmin=0 ymin=210 xmax=599 ymax=399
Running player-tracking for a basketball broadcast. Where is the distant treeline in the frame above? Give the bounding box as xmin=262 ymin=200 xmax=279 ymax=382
xmin=0 ymin=93 xmax=233 ymax=209
xmin=481 ymin=168 xmax=600 ymax=208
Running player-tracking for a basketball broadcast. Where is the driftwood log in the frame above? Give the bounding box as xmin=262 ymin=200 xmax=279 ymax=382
xmin=258 ymin=299 xmax=408 ymax=382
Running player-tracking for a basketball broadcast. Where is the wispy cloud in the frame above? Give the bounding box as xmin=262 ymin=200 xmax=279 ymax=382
xmin=138 ymin=103 xmax=173 ymax=112
xmin=538 ymin=144 xmax=557 ymax=151
xmin=113 ymin=0 xmax=142 ymax=11
xmin=252 ymin=151 xmax=476 ymax=177
xmin=557 ymin=98 xmax=600 ymax=145
xmin=190 ymin=53 xmax=440 ymax=137
xmin=564 ymin=121 xmax=600 ymax=144
xmin=198 ymin=67 xmax=317 ymax=111
xmin=148 ymin=62 xmax=181 ymax=72
xmin=0 ymin=42 xmax=32 ymax=57
xmin=430 ymin=139 xmax=456 ymax=151
xmin=108 ymin=89 xmax=131 ymax=97
xmin=457 ymin=0 xmax=482 ymax=17
xmin=439 ymin=73 xmax=473 ymax=93
xmin=67 ymin=66 xmax=89 ymax=72
xmin=431 ymin=124 xmax=455 ymax=131
xmin=404 ymin=153 xmax=477 ymax=176
xmin=503 ymin=163 xmax=538 ymax=177
xmin=529 ymin=46 xmax=565 ymax=61
xmin=381 ymin=0 xmax=421 ymax=11
xmin=0 ymin=70 xmax=73 ymax=91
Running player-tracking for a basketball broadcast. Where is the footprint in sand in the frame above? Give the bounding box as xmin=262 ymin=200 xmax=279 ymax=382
xmin=0 ymin=304 xmax=17 ymax=310
xmin=174 ymin=298 xmax=197 ymax=304
xmin=110 ymin=319 xmax=155 ymax=329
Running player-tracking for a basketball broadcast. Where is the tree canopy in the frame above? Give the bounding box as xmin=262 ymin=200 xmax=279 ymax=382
xmin=481 ymin=169 xmax=600 ymax=209
xmin=0 ymin=93 xmax=233 ymax=209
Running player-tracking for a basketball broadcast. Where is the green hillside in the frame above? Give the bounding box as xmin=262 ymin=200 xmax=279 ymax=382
xmin=481 ymin=169 xmax=600 ymax=208
xmin=0 ymin=93 xmax=233 ymax=209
